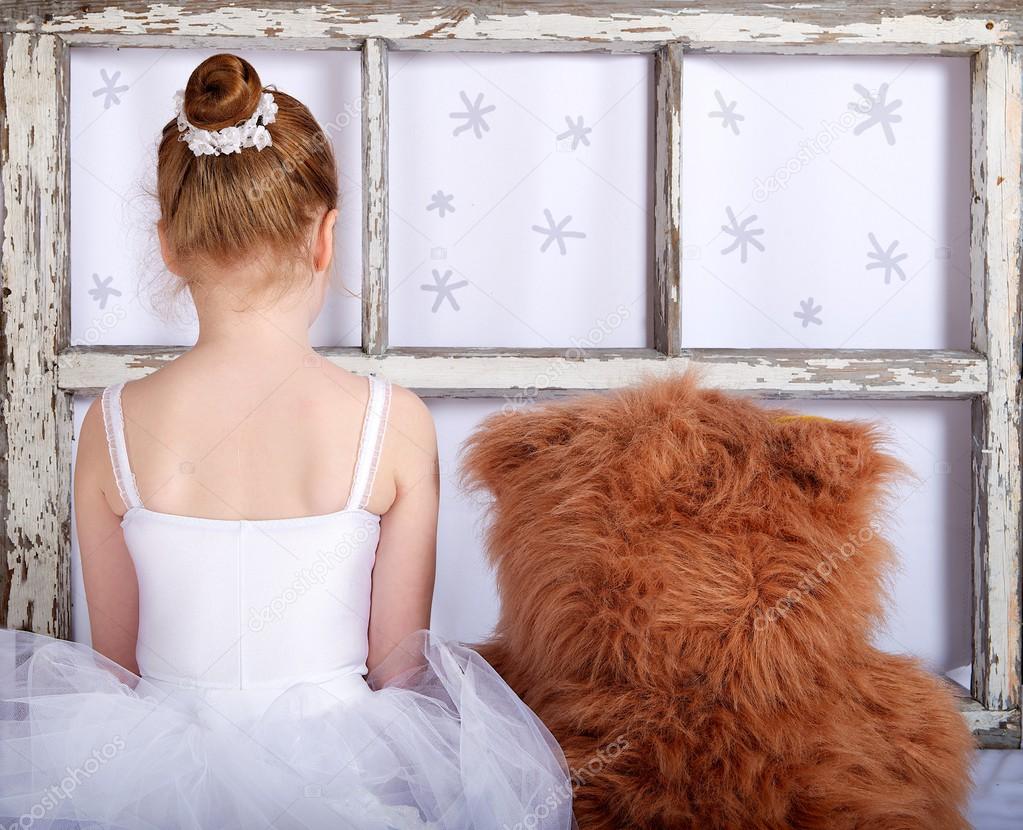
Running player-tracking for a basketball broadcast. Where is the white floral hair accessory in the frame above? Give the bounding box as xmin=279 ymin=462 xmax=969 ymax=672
xmin=174 ymin=89 xmax=278 ymax=157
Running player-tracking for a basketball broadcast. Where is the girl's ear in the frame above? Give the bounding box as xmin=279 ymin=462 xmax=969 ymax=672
xmin=157 ymin=219 xmax=182 ymax=276
xmin=312 ymin=208 xmax=338 ymax=274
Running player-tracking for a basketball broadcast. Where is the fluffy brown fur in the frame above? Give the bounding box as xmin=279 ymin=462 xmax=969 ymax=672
xmin=462 ymin=373 xmax=973 ymax=830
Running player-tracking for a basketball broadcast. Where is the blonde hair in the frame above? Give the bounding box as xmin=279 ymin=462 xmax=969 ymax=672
xmin=157 ymin=54 xmax=338 ymax=297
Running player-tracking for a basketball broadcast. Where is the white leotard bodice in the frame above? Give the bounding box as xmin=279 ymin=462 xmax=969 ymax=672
xmin=100 ymin=376 xmax=392 ymax=707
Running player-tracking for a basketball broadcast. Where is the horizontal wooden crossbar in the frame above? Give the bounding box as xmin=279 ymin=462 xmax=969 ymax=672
xmin=57 ymin=347 xmax=988 ymax=399
xmin=2 ymin=2 xmax=1023 ymax=52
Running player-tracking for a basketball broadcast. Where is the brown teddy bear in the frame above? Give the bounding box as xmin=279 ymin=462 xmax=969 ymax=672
xmin=462 ymin=373 xmax=973 ymax=830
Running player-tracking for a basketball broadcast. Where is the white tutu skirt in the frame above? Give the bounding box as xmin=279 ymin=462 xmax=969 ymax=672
xmin=0 ymin=630 xmax=573 ymax=829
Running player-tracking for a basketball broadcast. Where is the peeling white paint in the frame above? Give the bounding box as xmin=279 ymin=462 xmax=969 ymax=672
xmin=361 ymin=38 xmax=388 ymax=355
xmin=1 ymin=34 xmax=72 ymax=636
xmin=653 ymin=43 xmax=682 ymax=355
xmin=970 ymin=46 xmax=1023 ymax=713
xmin=14 ymin=6 xmax=1019 ymax=50
xmin=57 ymin=349 xmax=991 ymax=398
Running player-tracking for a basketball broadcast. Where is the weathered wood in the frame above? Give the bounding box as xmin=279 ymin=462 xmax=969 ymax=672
xmin=969 ymin=46 xmax=1023 ymax=713
xmin=953 ymin=683 xmax=1021 ymax=749
xmin=389 ymin=38 xmax=662 ymax=54
xmin=58 ymin=347 xmax=989 ymax=399
xmin=2 ymin=3 xmax=1022 ymax=50
xmin=0 ymin=33 xmax=71 ymax=636
xmin=361 ymin=36 xmax=388 ymax=356
xmin=653 ymin=42 xmax=682 ymax=356
xmin=41 ymin=35 xmax=989 ymax=56
xmin=58 ymin=34 xmax=363 ymax=50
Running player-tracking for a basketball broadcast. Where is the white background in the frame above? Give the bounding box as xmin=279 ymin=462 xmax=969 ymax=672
xmin=69 ymin=49 xmax=973 ymax=679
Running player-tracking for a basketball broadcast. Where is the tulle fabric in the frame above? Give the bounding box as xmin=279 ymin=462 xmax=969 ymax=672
xmin=0 ymin=629 xmax=573 ymax=830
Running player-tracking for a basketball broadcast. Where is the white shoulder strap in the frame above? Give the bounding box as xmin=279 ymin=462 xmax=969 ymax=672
xmin=346 ymin=376 xmax=392 ymax=512
xmin=101 ymin=383 xmax=144 ymax=511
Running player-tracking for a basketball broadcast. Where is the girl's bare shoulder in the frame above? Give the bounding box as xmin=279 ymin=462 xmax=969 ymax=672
xmin=385 ymin=381 xmax=437 ymax=455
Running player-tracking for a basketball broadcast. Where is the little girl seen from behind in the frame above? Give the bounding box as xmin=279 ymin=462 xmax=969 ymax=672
xmin=0 ymin=53 xmax=572 ymax=830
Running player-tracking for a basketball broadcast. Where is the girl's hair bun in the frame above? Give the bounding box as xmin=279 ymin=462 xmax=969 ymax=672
xmin=183 ymin=54 xmax=262 ymax=131
xmin=158 ymin=53 xmax=338 ymax=293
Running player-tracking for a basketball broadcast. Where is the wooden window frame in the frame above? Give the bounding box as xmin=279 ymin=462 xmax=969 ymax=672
xmin=1 ymin=2 xmax=1019 ymax=749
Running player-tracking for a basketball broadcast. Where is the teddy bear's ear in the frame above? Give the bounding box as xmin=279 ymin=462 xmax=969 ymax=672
xmin=460 ymin=404 xmax=578 ymax=496
xmin=768 ymin=413 xmax=905 ymax=501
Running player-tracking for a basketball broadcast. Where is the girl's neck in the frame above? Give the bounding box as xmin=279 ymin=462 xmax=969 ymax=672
xmin=189 ymin=274 xmax=318 ymax=360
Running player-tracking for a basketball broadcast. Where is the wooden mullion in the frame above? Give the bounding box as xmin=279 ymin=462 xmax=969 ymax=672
xmin=361 ymin=36 xmax=389 ymax=356
xmin=0 ymin=33 xmax=72 ymax=636
xmin=653 ymin=42 xmax=683 ymax=356
xmin=969 ymin=45 xmax=1023 ymax=715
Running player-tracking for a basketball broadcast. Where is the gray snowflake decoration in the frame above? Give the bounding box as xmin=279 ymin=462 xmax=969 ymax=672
xmin=426 ymin=190 xmax=455 ymax=218
xmin=866 ymin=233 xmax=908 ymax=284
xmin=421 ymin=269 xmax=468 ymax=311
xmin=93 ymin=69 xmax=129 ymax=109
xmin=556 ymin=116 xmax=592 ymax=150
xmin=450 ymin=91 xmax=495 ymax=139
xmin=709 ymin=90 xmax=744 ymax=136
xmin=850 ymin=83 xmax=903 ymax=146
xmin=532 ymin=209 xmax=586 ymax=255
xmin=88 ymin=273 xmax=122 ymax=309
xmin=720 ymin=206 xmax=765 ymax=263
xmin=794 ymin=297 xmax=823 ymax=328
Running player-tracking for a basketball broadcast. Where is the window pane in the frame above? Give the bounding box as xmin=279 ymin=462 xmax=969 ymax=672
xmin=681 ymin=55 xmax=971 ymax=349
xmin=69 ymin=48 xmax=363 ymax=347
xmin=388 ymin=53 xmax=651 ymax=349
